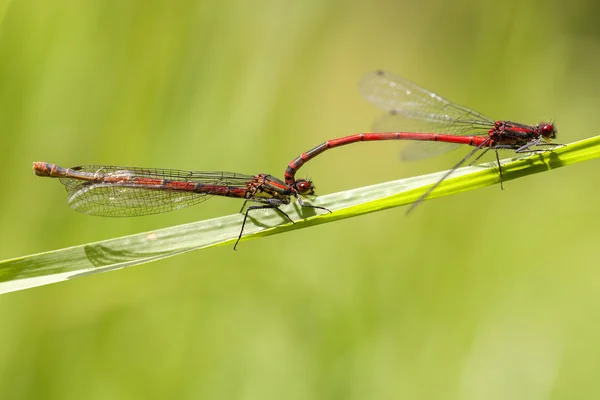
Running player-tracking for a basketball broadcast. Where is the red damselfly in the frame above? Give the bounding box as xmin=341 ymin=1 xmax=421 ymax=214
xmin=33 ymin=162 xmax=328 ymax=249
xmin=285 ymin=70 xmax=564 ymax=212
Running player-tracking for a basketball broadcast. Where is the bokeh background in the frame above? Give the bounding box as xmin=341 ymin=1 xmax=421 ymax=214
xmin=1 ymin=0 xmax=599 ymax=398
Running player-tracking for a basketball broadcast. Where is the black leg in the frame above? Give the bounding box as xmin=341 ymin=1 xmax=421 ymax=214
xmin=235 ymin=204 xmax=276 ymax=250
xmin=234 ymin=202 xmax=294 ymax=251
xmin=239 ymin=200 xmax=248 ymax=214
xmin=296 ymin=196 xmax=332 ymax=213
xmin=539 ymin=142 xmax=566 ymax=149
xmin=495 ymin=148 xmax=504 ymax=190
xmin=272 ymin=207 xmax=295 ymax=224
xmin=515 ymin=140 xmax=565 ymax=154
xmin=406 ymin=139 xmax=491 ymax=214
xmin=468 ymin=147 xmax=490 ymax=166
xmin=514 ymin=138 xmax=542 ymax=153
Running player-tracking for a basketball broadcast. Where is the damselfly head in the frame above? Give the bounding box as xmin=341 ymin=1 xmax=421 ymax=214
xmin=539 ymin=122 xmax=557 ymax=139
xmin=295 ymin=179 xmax=315 ymax=196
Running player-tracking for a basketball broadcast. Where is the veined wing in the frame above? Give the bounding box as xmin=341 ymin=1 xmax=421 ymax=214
xmin=360 ymin=70 xmax=495 ymax=160
xmin=56 ymin=166 xmax=255 ymax=217
xmin=360 ymin=70 xmax=495 ymax=129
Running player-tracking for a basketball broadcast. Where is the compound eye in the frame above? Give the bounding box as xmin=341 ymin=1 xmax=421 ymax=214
xmin=541 ymin=124 xmax=556 ymax=139
xmin=296 ymin=180 xmax=314 ymax=195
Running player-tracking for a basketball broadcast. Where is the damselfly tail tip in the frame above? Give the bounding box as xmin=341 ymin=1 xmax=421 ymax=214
xmin=32 ymin=161 xmax=51 ymax=176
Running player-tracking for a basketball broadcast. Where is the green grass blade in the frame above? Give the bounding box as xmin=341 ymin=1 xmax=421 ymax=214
xmin=1 ymin=135 xmax=599 ymax=294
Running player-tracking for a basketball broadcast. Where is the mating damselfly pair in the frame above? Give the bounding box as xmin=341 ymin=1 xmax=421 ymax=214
xmin=35 ymin=70 xmax=563 ymax=248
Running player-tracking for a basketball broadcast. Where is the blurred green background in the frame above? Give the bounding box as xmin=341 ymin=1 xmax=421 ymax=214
xmin=1 ymin=0 xmax=600 ymax=398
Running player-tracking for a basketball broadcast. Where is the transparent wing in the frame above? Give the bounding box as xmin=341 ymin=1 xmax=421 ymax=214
xmin=372 ymin=111 xmax=491 ymax=136
xmin=360 ymin=70 xmax=495 ymax=131
xmin=360 ymin=70 xmax=497 ymax=160
xmin=65 ymin=183 xmax=214 ymax=217
xmin=57 ymin=165 xmax=255 ymax=217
